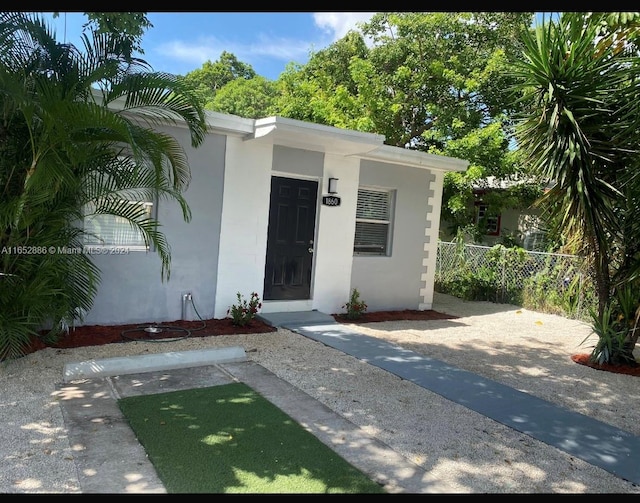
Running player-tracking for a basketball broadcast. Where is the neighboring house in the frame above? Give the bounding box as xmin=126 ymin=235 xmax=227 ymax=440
xmin=81 ymin=111 xmax=468 ymax=325
xmin=440 ymin=176 xmax=547 ymax=251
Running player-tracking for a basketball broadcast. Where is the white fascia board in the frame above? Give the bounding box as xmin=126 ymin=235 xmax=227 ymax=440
xmin=100 ymin=90 xmax=254 ymax=137
xmin=204 ymin=110 xmax=254 ymax=136
xmin=123 ymin=109 xmax=255 ymax=136
xmin=357 ymin=144 xmax=469 ymax=173
xmin=248 ymin=116 xmax=385 ymax=156
xmin=102 ymin=95 xmax=467 ymax=172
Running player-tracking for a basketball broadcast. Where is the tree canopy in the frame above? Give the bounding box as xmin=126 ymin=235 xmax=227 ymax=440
xmin=268 ymin=12 xmax=538 ymax=243
xmin=208 ymin=75 xmax=279 ymax=118
xmin=53 ymin=11 xmax=153 ymax=57
xmin=180 ymin=51 xmax=258 ymax=110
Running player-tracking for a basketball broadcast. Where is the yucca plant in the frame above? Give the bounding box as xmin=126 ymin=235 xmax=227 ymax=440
xmin=583 ymin=306 xmax=628 ymax=366
xmin=508 ymin=12 xmax=640 ymax=364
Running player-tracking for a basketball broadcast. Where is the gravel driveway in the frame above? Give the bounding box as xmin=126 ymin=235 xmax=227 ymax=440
xmin=2 ymin=292 xmax=639 ymax=493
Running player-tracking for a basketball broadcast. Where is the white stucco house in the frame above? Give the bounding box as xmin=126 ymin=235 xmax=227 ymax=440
xmin=81 ymin=111 xmax=468 ymax=325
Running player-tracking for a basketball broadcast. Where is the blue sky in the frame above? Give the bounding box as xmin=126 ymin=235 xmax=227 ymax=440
xmin=41 ymin=12 xmax=377 ymax=81
xmin=40 ymin=12 xmax=557 ymax=81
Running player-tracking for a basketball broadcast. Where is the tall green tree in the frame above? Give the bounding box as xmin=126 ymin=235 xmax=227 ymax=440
xmin=272 ymin=12 xmax=538 ymax=242
xmin=275 ymin=31 xmax=371 ymax=129
xmin=509 ymin=12 xmax=640 ymax=364
xmin=0 ymin=12 xmax=206 ymax=360
xmin=53 ymin=11 xmax=153 ymax=58
xmin=208 ymin=75 xmax=278 ymax=118
xmin=180 ymin=51 xmax=257 ymax=108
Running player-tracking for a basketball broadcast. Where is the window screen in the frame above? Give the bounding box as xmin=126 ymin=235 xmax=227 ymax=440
xmin=354 ymin=188 xmax=393 ymax=256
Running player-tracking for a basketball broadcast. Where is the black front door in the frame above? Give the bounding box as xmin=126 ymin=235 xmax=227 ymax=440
xmin=263 ymin=176 xmax=318 ymax=301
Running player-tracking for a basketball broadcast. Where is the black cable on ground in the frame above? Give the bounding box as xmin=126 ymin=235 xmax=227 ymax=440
xmin=120 ymin=295 xmax=208 ymax=342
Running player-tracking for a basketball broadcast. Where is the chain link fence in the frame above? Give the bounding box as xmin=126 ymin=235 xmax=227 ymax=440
xmin=435 ymin=241 xmax=598 ymax=321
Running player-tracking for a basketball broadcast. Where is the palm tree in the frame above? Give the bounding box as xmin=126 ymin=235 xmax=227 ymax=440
xmin=0 ymin=12 xmax=206 ymax=360
xmin=508 ymin=12 xmax=640 ymax=364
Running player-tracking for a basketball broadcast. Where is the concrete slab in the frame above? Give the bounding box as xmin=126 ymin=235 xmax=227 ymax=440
xmin=257 ymin=310 xmax=336 ymax=328
xmin=56 ymin=378 xmax=166 ymax=493
xmin=62 ymin=346 xmax=247 ymax=382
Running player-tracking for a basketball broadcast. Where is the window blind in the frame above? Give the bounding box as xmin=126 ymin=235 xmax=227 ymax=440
xmin=354 ymin=188 xmax=392 ymax=256
xmin=83 ymin=201 xmax=153 ymax=250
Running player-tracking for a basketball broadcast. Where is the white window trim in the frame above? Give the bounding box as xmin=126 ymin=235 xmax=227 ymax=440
xmin=354 ymin=187 xmax=395 ymax=257
xmin=523 ymin=229 xmax=547 ymax=252
xmin=476 ymin=204 xmax=500 ymax=236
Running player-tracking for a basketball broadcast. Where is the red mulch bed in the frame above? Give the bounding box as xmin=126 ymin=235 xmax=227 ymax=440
xmin=25 ymin=317 xmax=277 ymax=355
xmin=332 ymin=309 xmax=458 ymax=324
xmin=20 ymin=309 xmax=639 ymax=378
xmin=570 ymin=353 xmax=640 ymax=377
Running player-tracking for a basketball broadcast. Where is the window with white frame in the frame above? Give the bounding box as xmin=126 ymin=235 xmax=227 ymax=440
xmin=523 ymin=230 xmax=547 ymax=252
xmin=475 ymin=203 xmax=500 ymax=236
xmin=354 ymin=187 xmax=394 ymax=256
xmin=83 ymin=199 xmax=154 ymax=250
xmin=82 ymin=155 xmax=156 ymax=251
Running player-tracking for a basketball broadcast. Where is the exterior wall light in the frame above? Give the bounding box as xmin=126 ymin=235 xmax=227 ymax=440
xmin=328 ymin=177 xmax=339 ymax=194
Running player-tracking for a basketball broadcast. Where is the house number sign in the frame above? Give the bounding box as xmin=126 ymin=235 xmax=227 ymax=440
xmin=322 ymin=195 xmax=341 ymax=206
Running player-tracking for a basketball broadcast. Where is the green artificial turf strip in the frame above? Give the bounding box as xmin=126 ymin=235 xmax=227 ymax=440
xmin=117 ymin=382 xmax=386 ymax=494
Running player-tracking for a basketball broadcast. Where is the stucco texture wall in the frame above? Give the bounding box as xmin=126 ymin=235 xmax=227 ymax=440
xmin=351 ymin=160 xmax=436 ymax=312
xmin=82 ymin=127 xmax=226 ymax=325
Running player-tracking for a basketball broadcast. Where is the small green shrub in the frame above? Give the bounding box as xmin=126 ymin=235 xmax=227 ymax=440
xmin=583 ymin=306 xmax=630 ymax=365
xmin=436 ymin=265 xmax=499 ymax=302
xmin=227 ymin=292 xmax=262 ymax=326
xmin=343 ymin=288 xmax=368 ymax=320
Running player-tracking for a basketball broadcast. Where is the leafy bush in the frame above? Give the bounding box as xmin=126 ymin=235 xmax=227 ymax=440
xmin=227 ymin=292 xmax=262 ymax=326
xmin=343 ymin=288 xmax=368 ymax=319
xmin=436 ymin=242 xmax=592 ymax=319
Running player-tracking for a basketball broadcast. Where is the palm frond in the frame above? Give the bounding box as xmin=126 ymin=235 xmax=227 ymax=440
xmin=0 ymin=11 xmax=206 ymax=359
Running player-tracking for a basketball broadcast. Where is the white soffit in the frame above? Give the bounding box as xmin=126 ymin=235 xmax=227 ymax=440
xmin=248 ymin=116 xmax=385 ymax=156
xmin=120 ymin=107 xmax=255 ymax=136
xmin=358 ymin=144 xmax=469 ymax=172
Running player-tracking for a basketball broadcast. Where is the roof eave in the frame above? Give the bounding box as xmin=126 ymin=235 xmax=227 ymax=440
xmin=357 ymin=144 xmax=469 ymax=172
xmin=247 ymin=116 xmax=385 ymax=156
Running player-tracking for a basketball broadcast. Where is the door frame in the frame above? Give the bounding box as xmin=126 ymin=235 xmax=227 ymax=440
xmin=262 ymin=173 xmax=321 ymax=309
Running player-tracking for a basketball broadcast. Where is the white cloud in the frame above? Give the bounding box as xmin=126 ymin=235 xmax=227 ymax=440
xmin=313 ymin=12 xmax=376 ymax=41
xmin=156 ymin=34 xmax=310 ymax=70
xmin=152 ymin=13 xmax=378 ymax=77
xmin=249 ymin=33 xmax=314 ymax=61
xmin=157 ymin=40 xmax=218 ymax=67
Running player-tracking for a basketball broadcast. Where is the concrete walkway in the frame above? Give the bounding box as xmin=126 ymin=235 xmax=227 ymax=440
xmin=257 ymin=310 xmax=640 ymax=487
